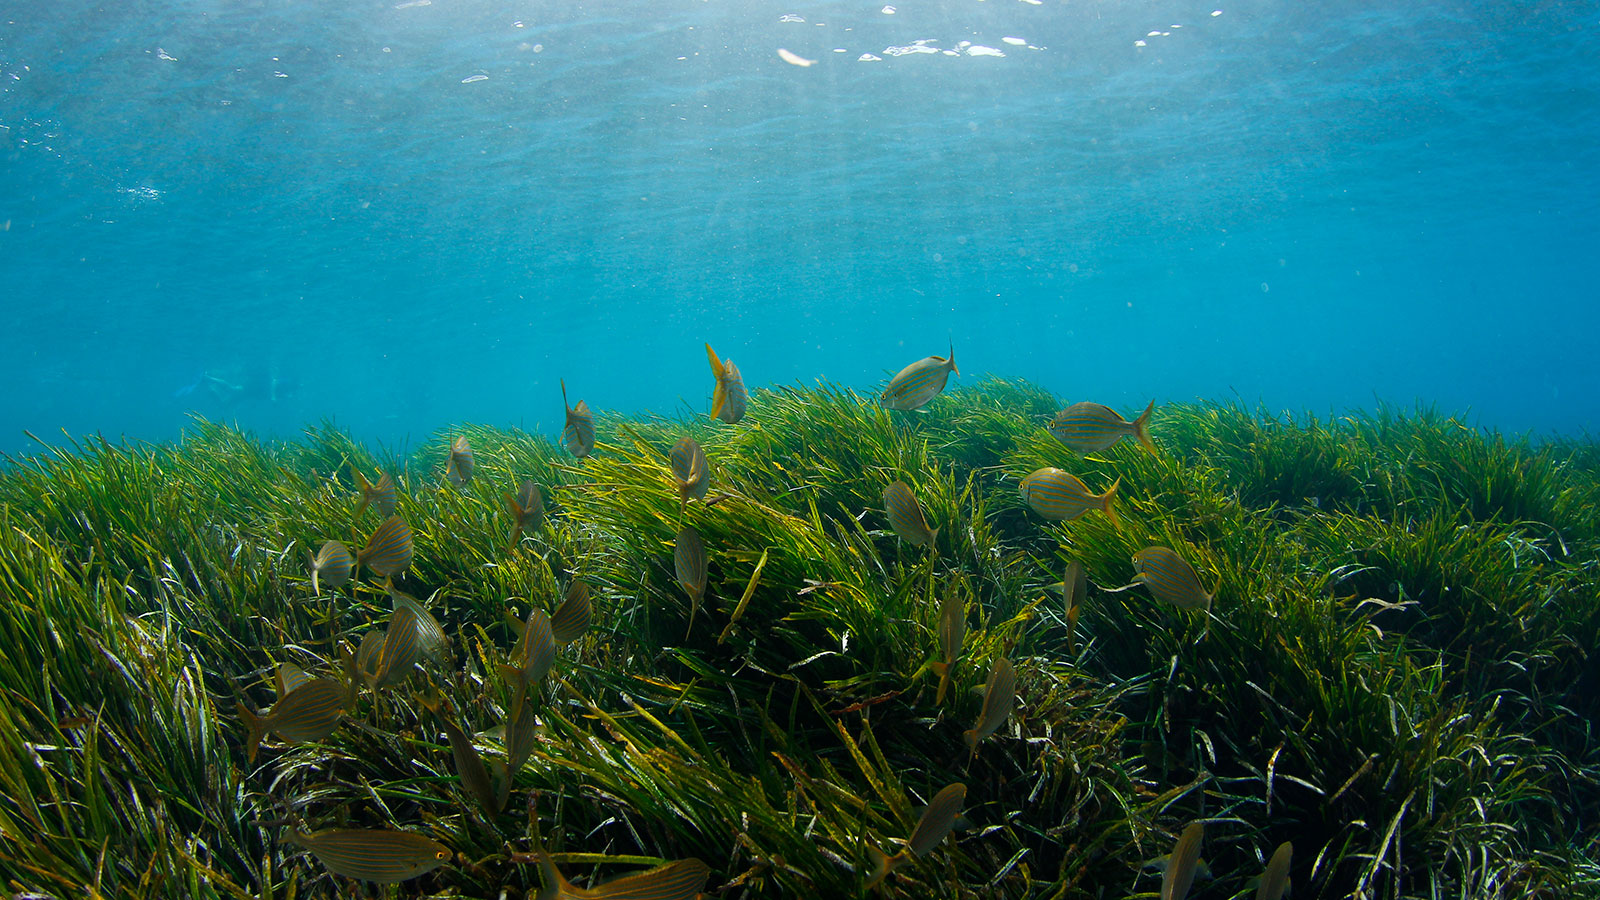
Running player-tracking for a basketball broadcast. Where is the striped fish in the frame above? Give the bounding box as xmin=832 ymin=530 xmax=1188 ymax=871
xmin=1049 ymin=400 xmax=1157 ymax=454
xmin=446 ymin=435 xmax=475 ymax=487
xmin=504 ymin=695 xmax=539 ymax=777
xmin=357 ymin=516 xmax=413 ymax=579
xmin=865 ymin=782 xmax=966 ymax=888
xmin=932 ymin=587 xmax=965 ymax=705
xmin=963 ymin=657 xmax=1016 ymax=754
xmin=356 ymin=629 xmax=385 ymax=686
xmin=375 ymin=604 xmax=423 ymax=689
xmin=501 ymin=607 xmax=556 ymax=722
xmin=669 ymin=437 xmax=710 ymax=511
xmin=1256 ymin=841 xmax=1293 ymax=900
xmin=534 ymin=852 xmax=710 ymax=900
xmin=284 ymin=828 xmax=451 ymax=884
xmin=561 ymin=379 xmax=595 ymax=458
xmin=507 ymin=479 xmax=545 ymax=546
xmin=274 ymin=661 xmax=313 ymax=699
xmin=880 ymin=343 xmax=958 ymax=411
xmin=419 ymin=691 xmax=501 ymax=814
xmin=1019 ymin=468 xmax=1119 ymax=528
xmin=310 ymin=540 xmax=353 ymax=594
xmin=883 ymin=481 xmax=937 ymax=547
xmin=674 ymin=526 xmax=708 ymax=635
xmin=356 ymin=469 xmax=398 ymax=517
xmin=705 ymin=343 xmax=748 ymax=424
xmin=1132 ymin=546 xmax=1212 ymax=610
xmin=1060 ymin=560 xmax=1087 ymax=654
xmin=1161 ymin=821 xmax=1204 ymax=900
xmin=387 ymin=582 xmax=449 ymax=660
xmin=550 ymin=580 xmax=593 ymax=645
xmin=237 ymin=677 xmax=346 ymax=763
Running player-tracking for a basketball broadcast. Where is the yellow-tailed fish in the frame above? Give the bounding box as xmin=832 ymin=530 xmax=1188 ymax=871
xmin=274 ymin=661 xmax=314 ymax=699
xmin=706 ymin=343 xmax=748 ymax=424
xmin=865 ymin=782 xmax=966 ymax=889
xmin=357 ymin=516 xmax=414 ymax=579
xmin=932 ymin=587 xmax=965 ymax=705
xmin=501 ymin=607 xmax=556 ymax=721
xmin=674 ymin=526 xmax=708 ymax=634
xmin=880 ymin=342 xmax=958 ymax=411
xmin=1019 ymin=468 xmax=1119 ymax=528
xmin=1049 ymin=400 xmax=1157 ymax=454
xmin=1061 ymin=559 xmax=1087 ymax=653
xmin=561 ymin=379 xmax=595 ymax=458
xmin=387 ymin=581 xmax=450 ymax=660
xmin=883 ymin=481 xmax=937 ymax=547
xmin=374 ymin=604 xmax=423 ymax=689
xmin=420 ymin=690 xmax=502 ymax=814
xmin=237 ymin=677 xmax=346 ymax=764
xmin=550 ymin=580 xmax=593 ymax=645
xmin=309 ymin=540 xmax=354 ymax=594
xmin=1256 ymin=841 xmax=1293 ymax=900
xmin=1132 ymin=546 xmax=1213 ymax=610
xmin=355 ymin=469 xmax=398 ymax=517
xmin=283 ymin=828 xmax=451 ymax=884
xmin=669 ymin=437 xmax=711 ymax=511
xmin=504 ymin=696 xmax=539 ymax=777
xmin=534 ymin=851 xmax=710 ymax=900
xmin=507 ymin=479 xmax=545 ymax=546
xmin=356 ymin=629 xmax=385 ymax=685
xmin=1162 ymin=821 xmax=1204 ymax=900
xmin=963 ymin=657 xmax=1016 ymax=754
xmin=446 ymin=435 xmax=475 ymax=487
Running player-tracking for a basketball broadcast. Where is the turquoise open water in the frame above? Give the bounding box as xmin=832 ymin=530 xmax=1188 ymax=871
xmin=2 ymin=0 xmax=1596 ymax=453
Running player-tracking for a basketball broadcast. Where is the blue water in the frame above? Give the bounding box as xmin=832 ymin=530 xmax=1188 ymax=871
xmin=2 ymin=0 xmax=1597 ymax=455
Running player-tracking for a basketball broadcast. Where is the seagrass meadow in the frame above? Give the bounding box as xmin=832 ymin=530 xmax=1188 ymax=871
xmin=1 ymin=378 xmax=1599 ymax=899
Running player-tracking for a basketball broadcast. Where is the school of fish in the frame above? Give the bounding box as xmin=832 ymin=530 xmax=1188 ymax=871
xmin=242 ymin=343 xmax=1279 ymax=898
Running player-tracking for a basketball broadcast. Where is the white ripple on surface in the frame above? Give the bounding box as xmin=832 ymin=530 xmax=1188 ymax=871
xmin=1002 ymin=37 xmax=1027 ymax=45
xmin=461 ymin=74 xmax=488 ymax=83
xmin=966 ymin=45 xmax=1005 ymax=57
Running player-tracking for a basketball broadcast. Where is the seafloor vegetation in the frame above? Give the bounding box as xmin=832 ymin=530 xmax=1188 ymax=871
xmin=0 ymin=377 xmax=1597 ymax=899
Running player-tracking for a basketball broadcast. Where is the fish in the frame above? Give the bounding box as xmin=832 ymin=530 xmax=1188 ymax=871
xmin=705 ymin=343 xmax=748 ymax=424
xmin=507 ymin=480 xmax=545 ymax=546
xmin=880 ymin=342 xmax=959 ymax=411
xmin=561 ymin=379 xmax=595 ymax=458
xmin=419 ymin=690 xmax=501 ymax=814
xmin=1131 ymin=546 xmax=1213 ymax=610
xmin=446 ymin=435 xmax=475 ymax=486
xmin=274 ymin=661 xmax=314 ymax=698
xmin=309 ymin=540 xmax=354 ymax=594
xmin=550 ymin=580 xmax=593 ymax=645
xmin=356 ymin=628 xmax=385 ymax=686
xmin=504 ymin=695 xmax=539 ymax=777
xmin=963 ymin=657 xmax=1016 ymax=754
xmin=237 ymin=677 xmax=346 ymax=764
xmin=1059 ymin=560 xmax=1087 ymax=654
xmin=669 ymin=437 xmax=711 ymax=511
xmin=501 ymin=607 xmax=556 ymax=722
xmin=674 ymin=526 xmax=708 ymax=634
xmin=1049 ymin=400 xmax=1157 ymax=454
xmin=864 ymin=782 xmax=966 ymax=888
xmin=534 ymin=851 xmax=710 ymax=900
xmin=883 ymin=481 xmax=937 ymax=547
xmin=1161 ymin=821 xmax=1204 ymax=900
xmin=283 ymin=828 xmax=451 ymax=884
xmin=387 ymin=582 xmax=450 ymax=660
xmin=357 ymin=516 xmax=414 ymax=579
xmin=1256 ymin=841 xmax=1293 ymax=900
xmin=1019 ymin=468 xmax=1119 ymax=528
xmin=931 ymin=587 xmax=965 ymax=705
xmin=374 ymin=604 xmax=423 ymax=689
xmin=355 ymin=469 xmax=398 ymax=517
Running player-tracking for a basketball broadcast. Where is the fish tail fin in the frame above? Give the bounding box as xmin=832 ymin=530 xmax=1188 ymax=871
xmin=308 ymin=551 xmax=320 ymax=595
xmin=1133 ymin=400 xmax=1157 ymax=454
xmin=963 ymin=727 xmax=980 ymax=752
xmin=948 ymin=339 xmax=959 ymax=376
xmin=499 ymin=667 xmax=527 ymax=722
xmin=236 ymin=702 xmax=264 ymax=764
xmin=707 ymin=345 xmax=727 ymax=419
xmin=1102 ymin=478 xmax=1121 ymax=531
xmin=933 ymin=662 xmax=950 ymax=705
xmin=534 ymin=851 xmax=572 ymax=900
xmin=864 ymin=846 xmax=898 ymax=890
